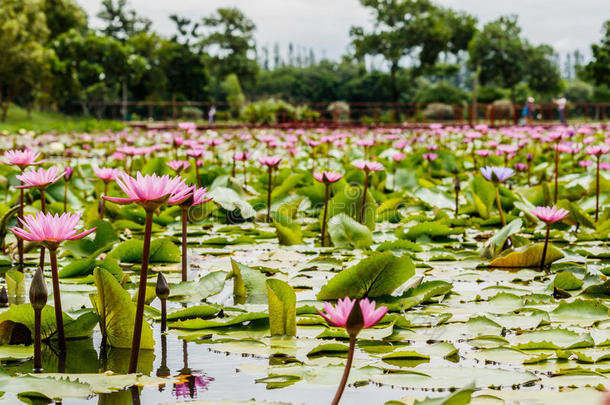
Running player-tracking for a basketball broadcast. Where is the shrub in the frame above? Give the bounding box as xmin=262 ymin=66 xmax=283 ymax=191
xmin=422 ymin=103 xmax=454 ymax=120
xmin=181 ymin=106 xmax=203 ymax=120
xmin=327 ymin=101 xmax=350 ymax=122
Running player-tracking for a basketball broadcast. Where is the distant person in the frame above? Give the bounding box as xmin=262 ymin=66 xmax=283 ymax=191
xmin=553 ymin=95 xmax=567 ymax=124
xmin=209 ymin=105 xmax=216 ymax=125
xmin=521 ymin=97 xmax=535 ymax=125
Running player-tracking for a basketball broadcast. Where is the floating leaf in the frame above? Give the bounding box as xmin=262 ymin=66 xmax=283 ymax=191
xmin=227 ymin=260 xmax=267 ymax=305
xmin=327 ymin=213 xmax=373 ymax=249
xmin=272 ymin=212 xmax=302 ymax=245
xmin=266 ymin=279 xmax=296 ymax=336
xmin=108 ymin=238 xmax=180 ymax=263
xmin=489 ymin=244 xmax=564 ymax=268
xmin=90 ymin=268 xmax=154 ymax=349
xmin=5 ymin=270 xmax=24 ymax=297
xmin=317 ymin=253 xmax=415 ymax=300
xmin=63 ymin=219 xmax=118 ymax=258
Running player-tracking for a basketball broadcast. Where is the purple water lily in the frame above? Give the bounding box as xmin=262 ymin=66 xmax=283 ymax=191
xmin=480 ymin=166 xmax=514 ymax=183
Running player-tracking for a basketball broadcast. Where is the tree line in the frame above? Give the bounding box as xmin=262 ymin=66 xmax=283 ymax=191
xmin=1 ymin=0 xmax=610 ymax=122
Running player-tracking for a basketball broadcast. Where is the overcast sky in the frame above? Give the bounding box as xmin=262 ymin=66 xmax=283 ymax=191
xmin=78 ymin=0 xmax=609 ymax=61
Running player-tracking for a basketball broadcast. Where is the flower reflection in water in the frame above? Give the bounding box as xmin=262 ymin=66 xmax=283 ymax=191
xmin=174 ymin=374 xmax=214 ymax=399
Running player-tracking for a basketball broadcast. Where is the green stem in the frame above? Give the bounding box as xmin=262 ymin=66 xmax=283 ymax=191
xmin=39 ymin=189 xmax=46 ymax=271
xmin=495 ymin=186 xmax=506 ymax=226
xmin=128 ymin=209 xmax=154 ymax=374
xmin=596 ymin=155 xmax=601 ymax=222
xmin=330 ymin=336 xmax=356 ymax=405
xmin=181 ymin=207 xmax=188 ymax=282
xmin=540 ymin=225 xmax=551 ymax=270
xmin=266 ymin=167 xmax=272 ymax=223
xmin=100 ymin=182 xmax=108 ymax=220
xmin=34 ymin=308 xmax=42 ymax=372
xmin=359 ymin=172 xmax=369 ymax=224
xmin=18 ymin=182 xmax=24 ymax=272
xmin=63 ymin=182 xmax=68 ymax=213
xmin=554 ymin=142 xmax=559 ymax=203
xmin=321 ymin=183 xmax=330 ymax=247
xmin=49 ymin=248 xmax=65 ymax=352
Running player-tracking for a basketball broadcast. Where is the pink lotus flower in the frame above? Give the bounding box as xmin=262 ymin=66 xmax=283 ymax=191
xmin=423 ymin=153 xmax=438 ymax=161
xmin=172 ymin=184 xmax=213 ymax=207
xmin=258 ymin=156 xmax=282 ymax=167
xmin=234 ymin=152 xmax=250 ymax=161
xmin=178 ymin=122 xmax=197 ymax=132
xmin=586 ymin=145 xmax=610 ymax=157
xmin=10 ymin=212 xmax=96 ymax=243
xmin=476 ymin=149 xmax=492 ymax=157
xmin=353 ymin=160 xmax=384 ymax=172
xmin=2 ymin=149 xmax=44 ymax=168
xmin=64 ymin=167 xmax=74 ymax=181
xmin=601 ymin=163 xmax=610 ymax=170
xmin=313 ymin=171 xmax=343 ymax=184
xmin=514 ymin=163 xmax=527 ymax=172
xmin=104 ymin=172 xmax=191 ymax=208
xmin=392 ymin=153 xmax=406 ymax=162
xmin=530 ymin=206 xmax=569 ymax=224
xmin=94 ymin=168 xmax=121 ymax=182
xmin=318 ymin=297 xmax=388 ymax=330
xmin=16 ymin=167 xmax=64 ymax=189
xmin=167 ymin=160 xmax=191 ymax=172
xmin=579 ymin=160 xmax=593 ymax=167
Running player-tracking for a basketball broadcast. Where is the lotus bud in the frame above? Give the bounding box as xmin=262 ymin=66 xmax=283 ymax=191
xmin=345 ymin=299 xmax=364 ymax=338
xmin=29 ymin=268 xmax=48 ymax=311
xmin=0 ymin=287 xmax=8 ymax=308
xmin=156 ymin=272 xmax=170 ymax=300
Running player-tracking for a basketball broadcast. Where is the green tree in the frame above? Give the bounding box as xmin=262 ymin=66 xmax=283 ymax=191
xmin=350 ymin=0 xmax=476 ymax=102
xmin=584 ymin=21 xmax=610 ymax=86
xmin=0 ymin=0 xmax=53 ymax=121
xmin=198 ymin=7 xmax=259 ymax=89
xmin=468 ymin=15 xmax=528 ymax=103
xmin=525 ymin=44 xmax=561 ymax=97
xmin=97 ymin=0 xmax=151 ymax=41
xmin=223 ymin=73 xmax=245 ymax=117
xmin=43 ymin=0 xmax=87 ymax=40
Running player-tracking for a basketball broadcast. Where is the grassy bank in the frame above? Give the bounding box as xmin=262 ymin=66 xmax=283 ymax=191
xmin=0 ymin=105 xmax=124 ymax=133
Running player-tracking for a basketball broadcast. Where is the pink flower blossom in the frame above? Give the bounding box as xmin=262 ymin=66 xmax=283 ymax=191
xmin=530 ymin=205 xmax=569 ymax=224
xmin=94 ymin=168 xmax=121 ymax=182
xmin=353 ymin=160 xmax=384 ymax=172
xmin=167 ymin=160 xmax=191 ymax=172
xmin=2 ymin=150 xmax=44 ymax=168
xmin=423 ymin=153 xmax=438 ymax=161
xmin=16 ymin=167 xmax=64 ymax=189
xmin=392 ymin=153 xmax=406 ymax=162
xmin=313 ymin=171 xmax=343 ymax=184
xmin=586 ymin=145 xmax=610 ymax=157
xmin=104 ymin=172 xmax=191 ymax=208
xmin=258 ymin=156 xmax=282 ymax=167
xmin=318 ymin=297 xmax=387 ymax=330
xmin=234 ymin=152 xmax=250 ymax=161
xmin=10 ymin=212 xmax=96 ymax=243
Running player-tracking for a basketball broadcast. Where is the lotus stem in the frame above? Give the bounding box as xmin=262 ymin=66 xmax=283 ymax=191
xmin=232 ymin=154 xmax=236 ymax=177
xmin=100 ymin=182 xmax=108 ymax=220
xmin=596 ymin=155 xmax=601 ymax=222
xmin=156 ymin=272 xmax=169 ymax=333
xmin=540 ymin=225 xmax=551 ymax=270
xmin=128 ymin=209 xmax=154 ymax=374
xmin=193 ymin=158 xmax=201 ymax=188
xmin=266 ymin=166 xmax=272 ymax=223
xmin=527 ymin=161 xmax=531 ymax=186
xmin=330 ymin=336 xmax=356 ymax=405
xmin=63 ymin=182 xmax=68 ymax=213
xmin=321 ymin=183 xmax=330 ymax=247
xmin=18 ymin=184 xmax=24 ymax=272
xmin=359 ymin=172 xmax=369 ymax=224
xmin=181 ymin=207 xmax=188 ymax=282
xmin=48 ymin=247 xmax=65 ymax=352
xmin=495 ymin=186 xmax=506 ymax=227
xmin=454 ymin=175 xmax=460 ymax=218
xmin=39 ymin=189 xmax=46 ymax=272
xmin=34 ymin=308 xmax=42 ymax=372
xmin=554 ymin=141 xmax=559 ymax=203
xmin=243 ymin=161 xmax=247 ymax=187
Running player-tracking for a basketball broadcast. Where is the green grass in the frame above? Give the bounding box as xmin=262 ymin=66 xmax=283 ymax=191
xmin=0 ymin=104 xmax=124 ymax=133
